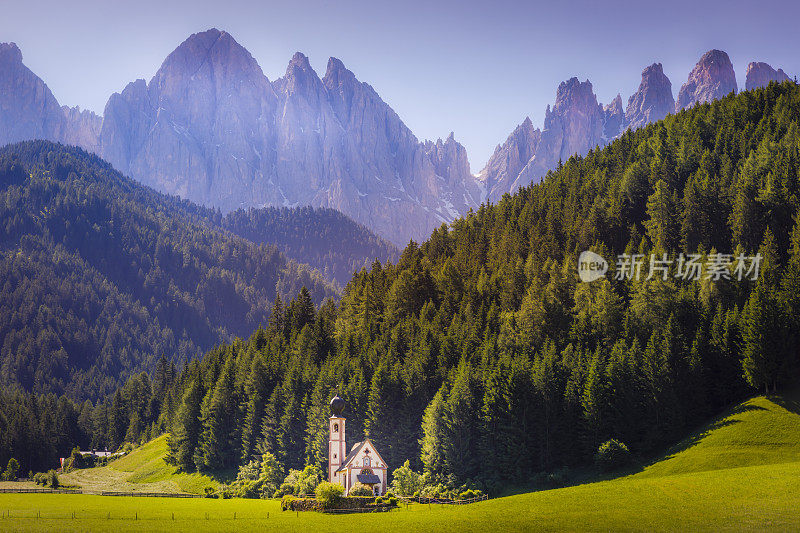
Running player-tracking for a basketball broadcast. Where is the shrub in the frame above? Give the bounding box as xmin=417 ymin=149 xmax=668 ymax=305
xmin=230 ymin=454 xmax=285 ymax=499
xmin=387 ymin=497 xmax=399 ymax=506
xmin=314 ymin=481 xmax=344 ymax=509
xmin=203 ymin=486 xmax=216 ymax=498
xmin=595 ymin=439 xmax=630 ymax=472
xmin=374 ymin=496 xmax=385 ymax=504
xmin=46 ymin=470 xmax=59 ymax=488
xmin=281 ymin=494 xmax=296 ymax=511
xmin=348 ymin=482 xmax=373 ymax=497
xmin=390 ymin=459 xmax=423 ymax=496
xmin=280 ymin=465 xmax=322 ymax=497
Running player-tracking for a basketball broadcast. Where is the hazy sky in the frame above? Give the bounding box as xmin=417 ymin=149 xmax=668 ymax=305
xmin=2 ymin=0 xmax=798 ymax=167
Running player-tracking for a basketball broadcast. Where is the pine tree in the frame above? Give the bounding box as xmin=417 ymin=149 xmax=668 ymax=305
xmin=166 ymin=377 xmax=204 ymax=471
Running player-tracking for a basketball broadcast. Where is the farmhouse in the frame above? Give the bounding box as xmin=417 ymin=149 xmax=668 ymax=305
xmin=328 ymin=395 xmax=388 ymax=495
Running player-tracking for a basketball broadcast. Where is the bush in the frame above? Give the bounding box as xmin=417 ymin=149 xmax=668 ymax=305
xmin=314 ymin=481 xmax=344 ymax=509
xmin=390 ymin=459 xmax=423 ymax=496
xmin=46 ymin=470 xmax=59 ymax=488
xmin=230 ymin=453 xmax=285 ymax=499
xmin=280 ymin=465 xmax=322 ymax=497
xmin=595 ymin=439 xmax=630 ymax=472
xmin=387 ymin=497 xmax=399 ymax=506
xmin=203 ymin=486 xmax=216 ymax=498
xmin=281 ymin=494 xmax=296 ymax=511
xmin=348 ymin=482 xmax=374 ymax=496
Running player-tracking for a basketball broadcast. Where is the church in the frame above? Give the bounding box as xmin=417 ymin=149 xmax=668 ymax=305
xmin=328 ymin=395 xmax=388 ymax=496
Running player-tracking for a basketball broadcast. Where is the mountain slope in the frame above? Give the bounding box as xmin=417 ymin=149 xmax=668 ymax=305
xmin=222 ymin=206 xmax=398 ymax=286
xmin=0 ymin=141 xmax=336 ymax=399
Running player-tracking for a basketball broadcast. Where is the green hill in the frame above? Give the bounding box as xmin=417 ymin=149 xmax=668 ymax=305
xmin=637 ymin=390 xmax=800 ymax=478
xmin=4 ymin=391 xmax=800 ymax=531
xmin=61 ymin=435 xmax=219 ymax=495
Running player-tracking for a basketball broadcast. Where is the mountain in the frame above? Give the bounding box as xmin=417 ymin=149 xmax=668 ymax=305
xmin=478 ymin=78 xmax=607 ymax=203
xmin=745 ymin=61 xmax=791 ymax=90
xmin=625 ymin=63 xmax=675 ymax=130
xmin=477 ymin=118 xmax=541 ymax=203
xmin=0 ymin=141 xmax=337 ymax=399
xmin=478 ymin=50 xmax=793 ymax=201
xmin=1 ymin=30 xmax=478 ymax=246
xmin=675 ymin=49 xmax=737 ymax=111
xmin=0 ymin=42 xmax=64 ymax=146
xmin=222 ymin=206 xmax=399 ymax=286
xmin=2 ymin=37 xmax=796 ymax=243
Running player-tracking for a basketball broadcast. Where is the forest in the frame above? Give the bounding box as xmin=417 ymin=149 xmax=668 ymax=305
xmin=0 ymin=142 xmax=337 ymax=399
xmin=2 ymin=82 xmax=799 ymax=493
xmin=222 ymin=206 xmax=398 ymax=287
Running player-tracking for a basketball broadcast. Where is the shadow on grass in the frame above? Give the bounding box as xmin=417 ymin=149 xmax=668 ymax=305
xmin=498 ymin=398 xmax=777 ymax=499
xmin=769 ymin=388 xmax=800 ymax=416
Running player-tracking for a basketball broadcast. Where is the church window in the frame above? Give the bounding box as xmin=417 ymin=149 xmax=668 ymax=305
xmin=364 ymin=456 xmax=371 ymax=466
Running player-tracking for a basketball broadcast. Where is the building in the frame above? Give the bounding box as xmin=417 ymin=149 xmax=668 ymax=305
xmin=328 ymin=395 xmax=388 ymax=495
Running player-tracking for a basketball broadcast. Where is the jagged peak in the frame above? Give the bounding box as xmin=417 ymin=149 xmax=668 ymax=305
xmin=288 ymin=51 xmax=313 ymax=71
xmin=323 ymin=56 xmax=357 ymax=87
xmin=642 ymin=62 xmax=665 ymax=77
xmin=0 ymin=42 xmax=22 ymax=64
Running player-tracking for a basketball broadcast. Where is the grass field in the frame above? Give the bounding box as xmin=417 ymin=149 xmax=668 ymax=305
xmin=1 ymin=392 xmax=799 ymax=532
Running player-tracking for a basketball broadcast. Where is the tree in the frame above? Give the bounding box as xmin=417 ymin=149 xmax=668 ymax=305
xmin=195 ymin=358 xmax=241 ymax=471
xmin=166 ymin=376 xmax=204 ymax=471
xmin=2 ymin=458 xmax=20 ymax=481
xmin=644 ymin=179 xmax=681 ymax=251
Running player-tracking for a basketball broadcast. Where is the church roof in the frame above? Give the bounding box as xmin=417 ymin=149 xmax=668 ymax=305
xmin=356 ymin=473 xmax=381 ymax=485
xmin=335 ymin=441 xmax=366 ymax=472
xmin=335 ymin=439 xmax=386 ymax=473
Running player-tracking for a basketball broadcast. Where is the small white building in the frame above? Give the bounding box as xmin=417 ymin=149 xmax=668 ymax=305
xmin=328 ymin=396 xmax=388 ymax=495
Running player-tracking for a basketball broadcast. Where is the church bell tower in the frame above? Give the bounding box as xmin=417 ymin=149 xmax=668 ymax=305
xmin=328 ymin=395 xmax=347 ymax=484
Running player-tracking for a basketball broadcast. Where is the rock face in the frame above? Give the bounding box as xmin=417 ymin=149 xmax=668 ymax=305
xmin=745 ymin=62 xmax=790 ymax=91
xmin=61 ymin=106 xmax=103 ymax=153
xmin=676 ymin=50 xmax=737 ymax=111
xmin=98 ymin=30 xmax=478 ymax=244
xmin=479 ymin=78 xmax=608 ymax=200
xmin=603 ymin=94 xmax=625 ymax=140
xmin=0 ymin=42 xmax=64 ymax=146
xmin=101 ymin=29 xmax=279 ymax=209
xmin=477 ymin=117 xmax=541 ymax=203
xmin=625 ymin=63 xmax=674 ymax=130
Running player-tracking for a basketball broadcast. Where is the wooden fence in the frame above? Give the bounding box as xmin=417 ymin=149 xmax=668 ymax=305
xmin=0 ymin=488 xmax=200 ymax=498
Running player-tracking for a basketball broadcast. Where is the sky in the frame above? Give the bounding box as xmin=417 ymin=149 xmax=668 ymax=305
xmin=2 ymin=0 xmax=799 ymax=168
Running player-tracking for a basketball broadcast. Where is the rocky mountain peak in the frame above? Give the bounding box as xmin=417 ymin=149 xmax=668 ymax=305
xmin=603 ymin=94 xmax=625 ymax=139
xmin=625 ymin=62 xmax=674 ymax=130
xmin=745 ymin=62 xmax=790 ymax=91
xmin=553 ymin=77 xmax=599 ymax=113
xmin=0 ymin=42 xmax=22 ymax=64
xmin=676 ymin=49 xmax=737 ymax=111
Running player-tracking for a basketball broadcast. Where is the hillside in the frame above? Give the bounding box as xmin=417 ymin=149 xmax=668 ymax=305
xmin=223 ymin=206 xmax=399 ymax=287
xmin=0 ymin=141 xmax=337 ymax=399
xmin=3 ymin=391 xmax=800 ymax=531
xmin=140 ymin=80 xmax=800 ymax=490
xmin=60 ymin=435 xmax=219 ymax=495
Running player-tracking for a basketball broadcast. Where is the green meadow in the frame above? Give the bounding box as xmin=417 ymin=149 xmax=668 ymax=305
xmin=1 ymin=392 xmax=799 ymax=532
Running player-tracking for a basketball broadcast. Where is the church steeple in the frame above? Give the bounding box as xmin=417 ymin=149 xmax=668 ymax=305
xmin=328 ymin=395 xmax=347 ymax=485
